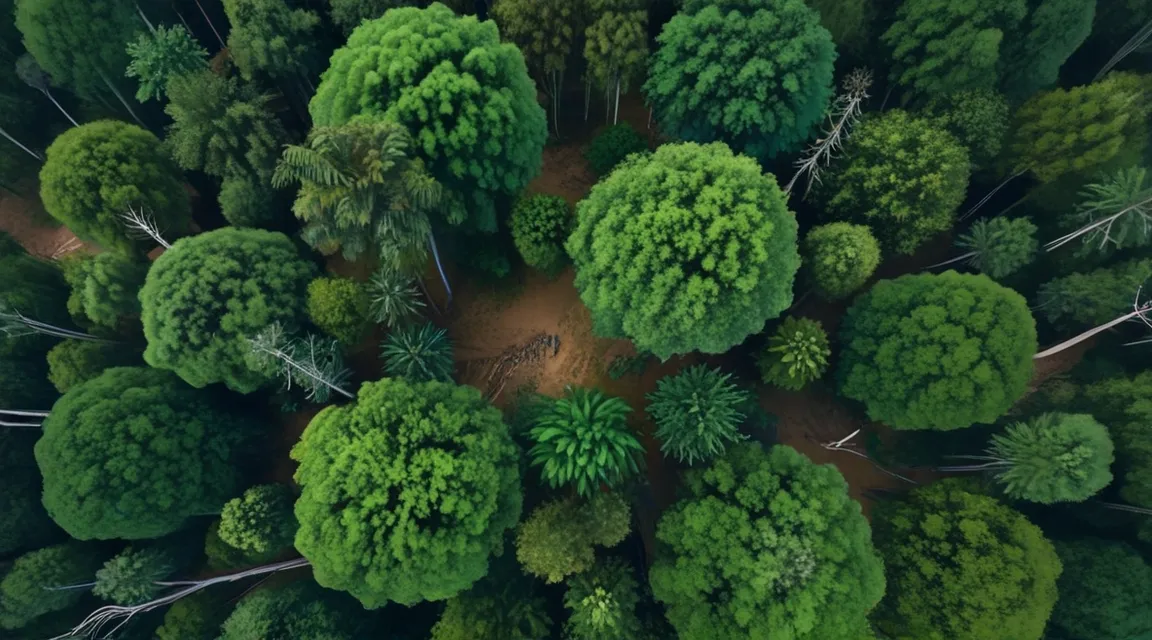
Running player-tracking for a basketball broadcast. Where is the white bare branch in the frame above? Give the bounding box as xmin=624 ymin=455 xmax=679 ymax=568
xmin=248 ymin=325 xmax=355 ymax=400
xmin=819 ymin=427 xmax=919 ymax=485
xmin=1045 ymin=194 xmax=1152 ymax=252
xmin=0 ymin=302 xmax=112 ymax=343
xmin=784 ymin=69 xmax=872 ymax=197
xmin=50 ymin=236 xmax=82 ymax=260
xmin=120 ymin=205 xmax=171 ymax=250
xmin=1036 ymin=285 xmax=1152 ymax=359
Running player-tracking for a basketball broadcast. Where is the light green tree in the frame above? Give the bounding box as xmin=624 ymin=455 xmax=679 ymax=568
xmin=803 ymin=223 xmax=881 ymax=300
xmin=515 ymin=493 xmax=631 ymax=583
xmin=46 ymin=339 xmax=138 ymax=392
xmin=94 ymin=546 xmax=175 ymax=605
xmin=306 ymin=276 xmax=369 ymax=345
xmin=983 ymin=413 xmax=1114 ymax=503
xmin=223 ymin=0 xmax=321 ymax=83
xmin=125 ymin=25 xmax=208 ymax=101
xmin=61 ymin=252 xmax=148 ymax=329
xmin=510 ymin=194 xmax=571 ymax=275
xmin=219 ymin=484 xmax=298 ymax=558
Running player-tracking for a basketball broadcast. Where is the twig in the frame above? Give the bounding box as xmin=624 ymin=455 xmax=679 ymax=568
xmin=120 ymin=205 xmax=171 ymax=250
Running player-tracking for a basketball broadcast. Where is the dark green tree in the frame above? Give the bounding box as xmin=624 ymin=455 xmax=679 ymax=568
xmin=528 ymin=387 xmax=642 ymax=497
xmin=815 ymin=110 xmax=970 ymax=254
xmin=139 ymin=228 xmax=316 ymax=392
xmin=758 ymin=316 xmax=831 ymax=390
xmin=327 ymin=0 xmax=420 ymax=33
xmin=46 ymin=339 xmax=138 ymax=392
xmin=0 ymin=542 xmax=104 ymax=630
xmin=156 ymin=592 xmax=231 ymax=640
xmin=34 ymin=366 xmax=252 ymax=540
xmin=223 ymin=0 xmax=322 ymax=83
xmin=871 ymin=480 xmax=1061 ymax=640
xmin=40 ymin=120 xmax=190 ymax=254
xmin=803 ymin=222 xmax=881 ymax=300
xmin=0 ymin=252 xmax=70 ymax=359
xmin=218 ymin=174 xmax=285 ymax=228
xmin=309 ymin=3 xmax=547 ymax=232
xmin=380 ymin=322 xmax=454 ymax=382
xmin=292 ymin=377 xmax=522 ymax=606
xmin=515 ymin=493 xmax=631 ymax=583
xmin=1000 ymin=0 xmax=1096 ymax=100
xmin=646 ymin=365 xmax=749 ymax=464
xmin=584 ymin=0 xmax=647 ymax=125
xmin=0 ymin=429 xmax=62 ymax=556
xmin=952 ymin=217 xmax=1038 ymax=279
xmin=93 ymin=546 xmax=175 ymax=605
xmin=510 ymin=194 xmax=571 ymax=275
xmin=568 ymin=142 xmax=800 ymax=359
xmin=61 ymin=252 xmax=148 ymax=329
xmin=584 ymin=123 xmax=647 ymax=176
xmin=838 ymin=271 xmax=1036 ymax=430
xmin=218 ymin=484 xmax=297 ymax=558
xmin=564 ymin=557 xmax=642 ymax=640
xmin=985 ymin=413 xmax=1114 ymax=503
xmin=1081 ymin=373 xmax=1152 ymax=510
xmin=306 ymin=276 xmax=369 ymax=345
xmin=924 ymin=89 xmax=1010 ymax=170
xmin=1050 ymin=538 xmax=1152 ymax=640
xmin=645 ymin=0 xmax=835 ymax=160
xmin=125 ymin=25 xmax=208 ymax=101
xmin=805 ymin=0 xmax=873 ymax=55
xmin=650 ymin=443 xmax=884 ymax=640
xmin=1037 ymin=258 xmax=1152 ymax=330
xmin=432 ymin=562 xmax=553 ymax=640
xmin=1060 ymin=166 xmax=1152 ymax=256
xmin=218 ymin=582 xmax=363 ymax=640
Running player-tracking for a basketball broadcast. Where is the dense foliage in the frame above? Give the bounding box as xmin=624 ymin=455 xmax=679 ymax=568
xmin=61 ymin=252 xmax=148 ymax=329
xmin=987 ymin=413 xmax=1114 ymax=504
xmin=759 ymin=316 xmax=831 ymax=390
xmin=218 ymin=581 xmax=361 ymax=640
xmin=924 ymin=89 xmax=1009 ymax=170
xmin=223 ymin=0 xmax=322 ymax=83
xmin=585 ymin=123 xmax=648 ymax=176
xmin=515 ymin=493 xmax=631 ymax=583
xmin=379 ymin=322 xmax=454 ymax=382
xmin=647 ymin=365 xmax=749 ymax=464
xmin=46 ymin=339 xmax=137 ymax=392
xmin=0 ymin=430 xmax=61 ymax=557
xmin=838 ymin=272 xmax=1036 ymax=430
xmin=218 ymin=484 xmax=298 ymax=558
xmin=955 ymin=217 xmax=1038 ymax=279
xmin=14 ymin=0 xmax=137 ymax=97
xmin=292 ymin=377 xmax=522 ymax=606
xmin=93 ymin=546 xmax=174 ymax=605
xmin=510 ymin=194 xmax=571 ymax=275
xmin=0 ymin=542 xmax=104 ymax=630
xmin=1038 ymin=258 xmax=1152 ymax=329
xmin=564 ymin=557 xmax=643 ymax=640
xmin=307 ymin=276 xmax=369 ymax=345
xmin=803 ymin=222 xmax=881 ymax=300
xmin=431 ymin=563 xmax=553 ymax=640
xmin=126 ymin=25 xmax=208 ymax=102
xmin=1050 ymin=538 xmax=1152 ymax=640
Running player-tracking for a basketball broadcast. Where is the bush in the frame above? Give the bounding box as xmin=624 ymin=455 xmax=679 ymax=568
xmin=218 ymin=484 xmax=297 ymax=558
xmin=380 ymin=322 xmax=454 ymax=382
xmin=987 ymin=413 xmax=1114 ymax=504
xmin=61 ymin=252 xmax=149 ymax=329
xmin=306 ymin=276 xmax=369 ymax=345
xmin=46 ymin=339 xmax=138 ymax=392
xmin=758 ymin=317 xmax=831 ymax=390
xmin=585 ymin=124 xmax=647 ymax=176
xmin=515 ymin=493 xmax=631 ymax=583
xmin=510 ymin=194 xmax=571 ymax=275
xmin=1050 ymin=538 xmax=1152 ymax=640
xmin=94 ymin=546 xmax=175 ymax=605
xmin=838 ymin=272 xmax=1036 ymax=430
xmin=803 ymin=223 xmax=881 ymax=300
xmin=646 ymin=365 xmax=749 ymax=464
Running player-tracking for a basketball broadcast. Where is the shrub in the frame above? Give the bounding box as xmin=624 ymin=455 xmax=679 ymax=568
xmin=46 ymin=339 xmax=138 ymax=392
xmin=585 ymin=124 xmax=647 ymax=176
xmin=987 ymin=413 xmax=1114 ymax=504
xmin=803 ymin=223 xmax=881 ymax=300
xmin=759 ymin=317 xmax=831 ymax=390
xmin=510 ymin=194 xmax=571 ymax=275
xmin=306 ymin=276 xmax=369 ymax=345
xmin=646 ymin=365 xmax=749 ymax=464
xmin=380 ymin=322 xmax=454 ymax=382
xmin=94 ymin=547 xmax=175 ymax=605
xmin=218 ymin=484 xmax=297 ymax=557
xmin=516 ymin=493 xmax=631 ymax=583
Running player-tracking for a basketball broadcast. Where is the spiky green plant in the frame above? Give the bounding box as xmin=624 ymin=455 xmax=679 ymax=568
xmin=646 ymin=365 xmax=749 ymax=465
xmin=956 ymin=217 xmax=1038 ymax=279
xmin=563 ymin=557 xmax=643 ymax=640
xmin=758 ymin=317 xmax=831 ymax=390
xmin=987 ymin=413 xmax=1114 ymax=504
xmin=367 ymin=267 xmax=425 ymax=328
xmin=380 ymin=322 xmax=454 ymax=382
xmin=529 ymin=388 xmax=642 ymax=497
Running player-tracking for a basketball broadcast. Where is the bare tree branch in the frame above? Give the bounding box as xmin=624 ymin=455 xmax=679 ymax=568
xmin=248 ymin=324 xmax=355 ymax=400
xmin=1036 ymin=286 xmax=1152 ymax=359
xmin=784 ymin=69 xmax=872 ymax=197
xmin=119 ymin=205 xmax=171 ymax=250
xmin=819 ymin=428 xmax=919 ymax=486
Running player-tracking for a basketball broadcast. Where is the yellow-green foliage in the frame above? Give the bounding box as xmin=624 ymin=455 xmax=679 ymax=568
xmin=510 ymin=194 xmax=571 ymax=275
xmin=46 ymin=339 xmax=137 ymax=392
xmin=515 ymin=493 xmax=631 ymax=583
xmin=306 ymin=276 xmax=368 ymax=345
xmin=292 ymin=377 xmax=522 ymax=607
xmin=759 ymin=317 xmax=831 ymax=390
xmin=803 ymin=222 xmax=881 ymax=300
xmin=218 ymin=484 xmax=298 ymax=557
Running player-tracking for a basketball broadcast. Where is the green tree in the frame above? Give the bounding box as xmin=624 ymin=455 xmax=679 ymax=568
xmin=510 ymin=194 xmax=571 ymax=275
xmin=0 ymin=542 xmax=104 ymax=630
xmin=985 ymin=413 xmax=1114 ymax=503
xmin=34 ymin=366 xmax=252 ymax=539
xmin=380 ymin=322 xmax=454 ymax=382
xmin=585 ymin=0 xmax=647 ymax=124
xmin=218 ymin=484 xmax=297 ymax=558
xmin=1050 ymin=538 xmax=1152 ymax=640
xmin=156 ymin=592 xmax=231 ymax=640
xmin=1064 ymin=166 xmax=1152 ymax=256
xmin=645 ymin=0 xmax=835 ymax=160
xmin=366 ymin=266 xmax=424 ymax=327
xmin=327 ymin=0 xmax=420 ymax=33
xmin=650 ymin=443 xmax=884 ymax=640
xmin=140 ymin=228 xmax=316 ymax=393
xmin=0 ymin=430 xmax=62 ymax=556
xmin=759 ymin=316 xmax=831 ymax=390
xmin=0 ymin=252 xmax=70 ymax=359
xmin=307 ymin=276 xmax=368 ymax=345
xmin=882 ymin=0 xmax=1026 ymax=99
xmin=292 ymin=377 xmax=522 ymax=606
xmin=871 ymin=479 xmax=1061 ymax=640
xmin=93 ymin=546 xmax=175 ymax=605
xmin=646 ymin=365 xmax=749 ymax=464
xmin=584 ymin=123 xmax=647 ymax=176
xmin=218 ymin=174 xmax=285 ymax=228
xmin=125 ymin=25 xmax=208 ymax=101
xmin=838 ymin=271 xmax=1036 ymax=430
xmin=564 ymin=557 xmax=642 ymax=640
xmin=803 ymin=222 xmax=881 ymax=300
xmin=924 ymin=89 xmax=1010 ymax=170
xmin=1037 ymin=258 xmax=1152 ymax=330
xmin=805 ymin=0 xmax=873 ymax=55
xmin=309 ymin=3 xmax=547 ymax=232
xmin=528 ymin=387 xmax=642 ymax=497
xmin=218 ymin=582 xmax=363 ymax=640
xmin=953 ymin=216 xmax=1038 ymax=279
xmin=223 ymin=0 xmax=322 ymax=83
xmin=515 ymin=493 xmax=631 ymax=583
xmin=1081 ymin=373 xmax=1152 ymax=510
xmin=1000 ymin=0 xmax=1096 ymax=100
xmin=61 ymin=252 xmax=148 ymax=329
xmin=40 ymin=120 xmax=190 ymax=254
xmin=432 ymin=562 xmax=553 ymax=640
xmin=568 ymin=142 xmax=800 ymax=359
xmin=815 ymin=110 xmax=970 ymax=254
xmin=46 ymin=339 xmax=138 ymax=392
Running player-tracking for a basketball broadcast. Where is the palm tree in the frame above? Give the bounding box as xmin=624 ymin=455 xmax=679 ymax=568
xmin=272 ymin=121 xmax=454 ymax=303
xmin=380 ymin=322 xmax=454 ymax=382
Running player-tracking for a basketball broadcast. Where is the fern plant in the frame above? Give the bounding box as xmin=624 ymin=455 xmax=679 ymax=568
xmin=529 ymin=388 xmax=642 ymax=497
xmin=380 ymin=322 xmax=454 ymax=382
xmin=758 ymin=317 xmax=831 ymax=390
xmin=646 ymin=365 xmax=749 ymax=465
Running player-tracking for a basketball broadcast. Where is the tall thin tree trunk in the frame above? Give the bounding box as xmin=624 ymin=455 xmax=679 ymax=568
xmin=584 ymin=78 xmax=591 ymax=122
xmin=1095 ymin=17 xmax=1152 ymax=82
xmin=194 ymin=0 xmax=227 ymax=49
xmin=136 ymin=4 xmax=157 ymax=33
xmin=428 ymin=231 xmax=452 ymax=307
xmin=923 ymin=251 xmax=977 ymax=271
xmin=613 ymin=76 xmax=621 ymax=125
xmin=175 ymin=9 xmax=193 ymax=33
xmin=960 ymin=170 xmax=1025 ymax=221
xmin=1034 ymin=309 xmax=1144 ymax=359
xmin=0 ymin=409 xmax=51 ymax=417
xmin=44 ymin=91 xmax=79 ymax=127
xmin=98 ymin=71 xmax=145 ymax=128
xmin=0 ymin=126 xmax=41 ymax=160
xmin=551 ymin=70 xmax=560 ymax=139
xmin=604 ymin=83 xmax=610 ymax=122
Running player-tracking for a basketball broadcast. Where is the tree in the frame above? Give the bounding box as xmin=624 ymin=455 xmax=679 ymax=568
xmin=1057 ymin=166 xmax=1152 ymax=256
xmin=46 ymin=339 xmax=138 ymax=392
xmin=139 ymin=228 xmax=316 ymax=393
xmin=815 ymin=110 xmax=970 ymax=254
xmin=646 ymin=365 xmax=749 ymax=464
xmin=306 ymin=276 xmax=368 ymax=345
xmin=292 ymin=377 xmax=522 ymax=606
xmin=0 ymin=542 xmax=104 ymax=630
xmin=223 ymin=0 xmax=322 ymax=84
xmin=568 ymin=142 xmax=800 ymax=359
xmin=1037 ymin=258 xmax=1152 ymax=330
xmin=1081 ymin=373 xmax=1152 ymax=510
xmin=61 ymin=252 xmax=149 ymax=329
xmin=379 ymin=322 xmax=454 ymax=382
xmin=34 ymin=366 xmax=252 ymax=539
xmin=15 ymin=53 xmax=79 ymax=126
xmin=125 ymin=25 xmax=208 ymax=101
xmin=327 ymin=0 xmax=421 ymax=33
xmin=759 ymin=316 xmax=831 ymax=390
xmin=924 ymin=89 xmax=1010 ymax=170
xmin=218 ymin=484 xmax=297 ymax=558
xmin=366 ymin=266 xmax=424 ymax=327
xmin=881 ymin=0 xmax=1027 ymax=99
xmin=649 ymin=443 xmax=884 ymax=640
xmin=584 ymin=123 xmax=647 ymax=176
xmin=528 ymin=387 xmax=642 ymax=497
xmin=645 ymin=0 xmax=835 ymax=160
xmin=155 ymin=591 xmax=231 ymax=640
xmin=805 ymin=0 xmax=873 ymax=55
xmin=0 ymin=430 xmax=62 ymax=556
xmin=94 ymin=546 xmax=175 ymax=605
xmin=515 ymin=493 xmax=631 ymax=583
xmin=40 ymin=120 xmax=190 ymax=254
xmin=218 ymin=582 xmax=364 ymax=640
xmin=1007 ymin=72 xmax=1151 ymax=183
xmin=1000 ymin=0 xmax=1096 ymax=100
xmin=585 ymin=0 xmax=647 ymax=125
xmin=0 ymin=252 xmax=70 ymax=358
xmin=803 ymin=223 xmax=880 ymax=300
xmin=309 ymin=3 xmax=547 ymax=233
xmin=247 ymin=324 xmax=354 ymax=402
xmin=871 ymin=479 xmax=1061 ymax=640
xmin=983 ymin=413 xmax=1114 ymax=503
xmin=1049 ymin=538 xmax=1152 ymax=640
xmin=432 ymin=561 xmax=553 ymax=640
xmin=218 ymin=174 xmax=285 ymax=228
xmin=510 ymin=194 xmax=571 ymax=275
xmin=563 ymin=557 xmax=642 ymax=640
xmin=951 ymin=217 xmax=1038 ymax=279
xmin=838 ymin=272 xmax=1036 ymax=430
